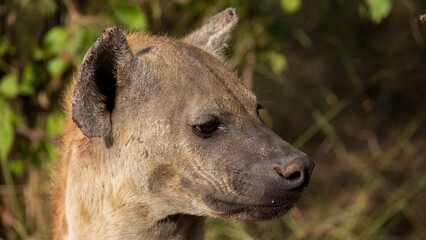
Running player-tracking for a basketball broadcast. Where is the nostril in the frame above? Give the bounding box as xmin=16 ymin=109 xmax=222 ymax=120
xmin=272 ymin=162 xmax=309 ymax=190
xmin=272 ymin=164 xmax=302 ymax=180
xmin=286 ymin=171 xmax=301 ymax=181
xmin=272 ymin=164 xmax=284 ymax=177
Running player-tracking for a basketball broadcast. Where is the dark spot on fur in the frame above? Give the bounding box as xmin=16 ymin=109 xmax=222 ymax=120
xmin=104 ymin=135 xmax=113 ymax=148
xmin=136 ymin=47 xmax=153 ymax=56
xmin=231 ymin=169 xmax=245 ymax=191
xmin=180 ymin=177 xmax=191 ymax=188
xmin=148 ymin=165 xmax=175 ymax=193
xmin=141 ymin=150 xmax=149 ymax=158
xmin=190 ymin=172 xmax=200 ymax=179
xmin=125 ymin=137 xmax=131 ymax=146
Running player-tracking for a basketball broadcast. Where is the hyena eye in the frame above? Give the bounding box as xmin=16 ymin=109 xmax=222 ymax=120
xmin=193 ymin=120 xmax=219 ymax=137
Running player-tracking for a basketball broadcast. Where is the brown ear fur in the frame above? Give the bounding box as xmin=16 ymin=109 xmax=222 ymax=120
xmin=72 ymin=27 xmax=135 ymax=139
xmin=184 ymin=8 xmax=238 ymax=60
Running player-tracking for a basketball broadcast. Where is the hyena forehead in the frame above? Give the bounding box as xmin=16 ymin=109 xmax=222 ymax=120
xmin=126 ymin=33 xmax=258 ymax=111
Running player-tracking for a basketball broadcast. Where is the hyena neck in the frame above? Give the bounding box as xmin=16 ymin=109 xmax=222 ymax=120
xmin=64 ymin=144 xmax=206 ymax=239
xmin=147 ymin=214 xmax=206 ymax=240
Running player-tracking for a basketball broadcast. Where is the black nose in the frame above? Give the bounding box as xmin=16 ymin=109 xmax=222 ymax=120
xmin=272 ymin=157 xmax=314 ymax=190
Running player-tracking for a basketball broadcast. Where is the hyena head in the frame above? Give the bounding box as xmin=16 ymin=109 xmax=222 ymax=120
xmin=71 ymin=8 xmax=314 ymax=222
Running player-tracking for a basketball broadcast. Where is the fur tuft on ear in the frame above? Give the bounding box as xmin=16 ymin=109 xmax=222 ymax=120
xmin=184 ymin=8 xmax=238 ymax=60
xmin=72 ymin=27 xmax=135 ymax=139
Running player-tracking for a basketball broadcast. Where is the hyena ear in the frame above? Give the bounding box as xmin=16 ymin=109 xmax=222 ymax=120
xmin=72 ymin=27 xmax=135 ymax=139
xmin=184 ymin=8 xmax=238 ymax=59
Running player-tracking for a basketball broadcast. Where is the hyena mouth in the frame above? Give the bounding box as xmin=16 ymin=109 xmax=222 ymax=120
xmin=203 ymin=191 xmax=302 ymax=220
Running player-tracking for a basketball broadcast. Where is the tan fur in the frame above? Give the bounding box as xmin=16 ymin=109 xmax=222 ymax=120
xmin=51 ymin=8 xmax=314 ymax=240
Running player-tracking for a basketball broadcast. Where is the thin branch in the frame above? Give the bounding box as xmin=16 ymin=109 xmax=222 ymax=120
xmin=62 ymin=0 xmax=80 ymax=26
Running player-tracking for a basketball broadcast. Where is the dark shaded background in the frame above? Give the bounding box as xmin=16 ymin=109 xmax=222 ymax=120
xmin=0 ymin=0 xmax=425 ymax=239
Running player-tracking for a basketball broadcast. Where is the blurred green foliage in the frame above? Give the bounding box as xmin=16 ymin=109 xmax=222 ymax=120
xmin=281 ymin=0 xmax=302 ymax=14
xmin=0 ymin=0 xmax=425 ymax=239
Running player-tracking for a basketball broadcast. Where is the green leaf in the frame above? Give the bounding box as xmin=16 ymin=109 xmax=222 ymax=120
xmin=0 ymin=98 xmax=14 ymax=159
xmin=9 ymin=159 xmax=25 ymax=177
xmin=111 ymin=5 xmax=148 ymax=30
xmin=0 ymin=125 xmax=13 ymax=160
xmin=281 ymin=0 xmax=302 ymax=14
xmin=262 ymin=51 xmax=288 ymax=75
xmin=46 ymin=110 xmax=65 ymax=136
xmin=43 ymin=26 xmax=69 ymax=55
xmin=67 ymin=26 xmax=100 ymax=63
xmin=32 ymin=47 xmax=46 ymax=60
xmin=365 ymin=0 xmax=394 ymax=24
xmin=0 ymin=36 xmax=10 ymax=57
xmin=47 ymin=58 xmax=69 ymax=77
xmin=34 ymin=141 xmax=58 ymax=164
xmin=44 ymin=141 xmax=58 ymax=160
xmin=0 ymin=73 xmax=19 ymax=98
xmin=19 ymin=63 xmax=36 ymax=95
xmin=37 ymin=0 xmax=58 ymax=16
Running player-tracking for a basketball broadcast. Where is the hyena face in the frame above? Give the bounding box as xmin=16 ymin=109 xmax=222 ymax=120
xmin=55 ymin=7 xmax=314 ymax=240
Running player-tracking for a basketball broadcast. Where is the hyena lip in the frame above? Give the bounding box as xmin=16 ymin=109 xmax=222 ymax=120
xmin=203 ymin=192 xmax=302 ymax=220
